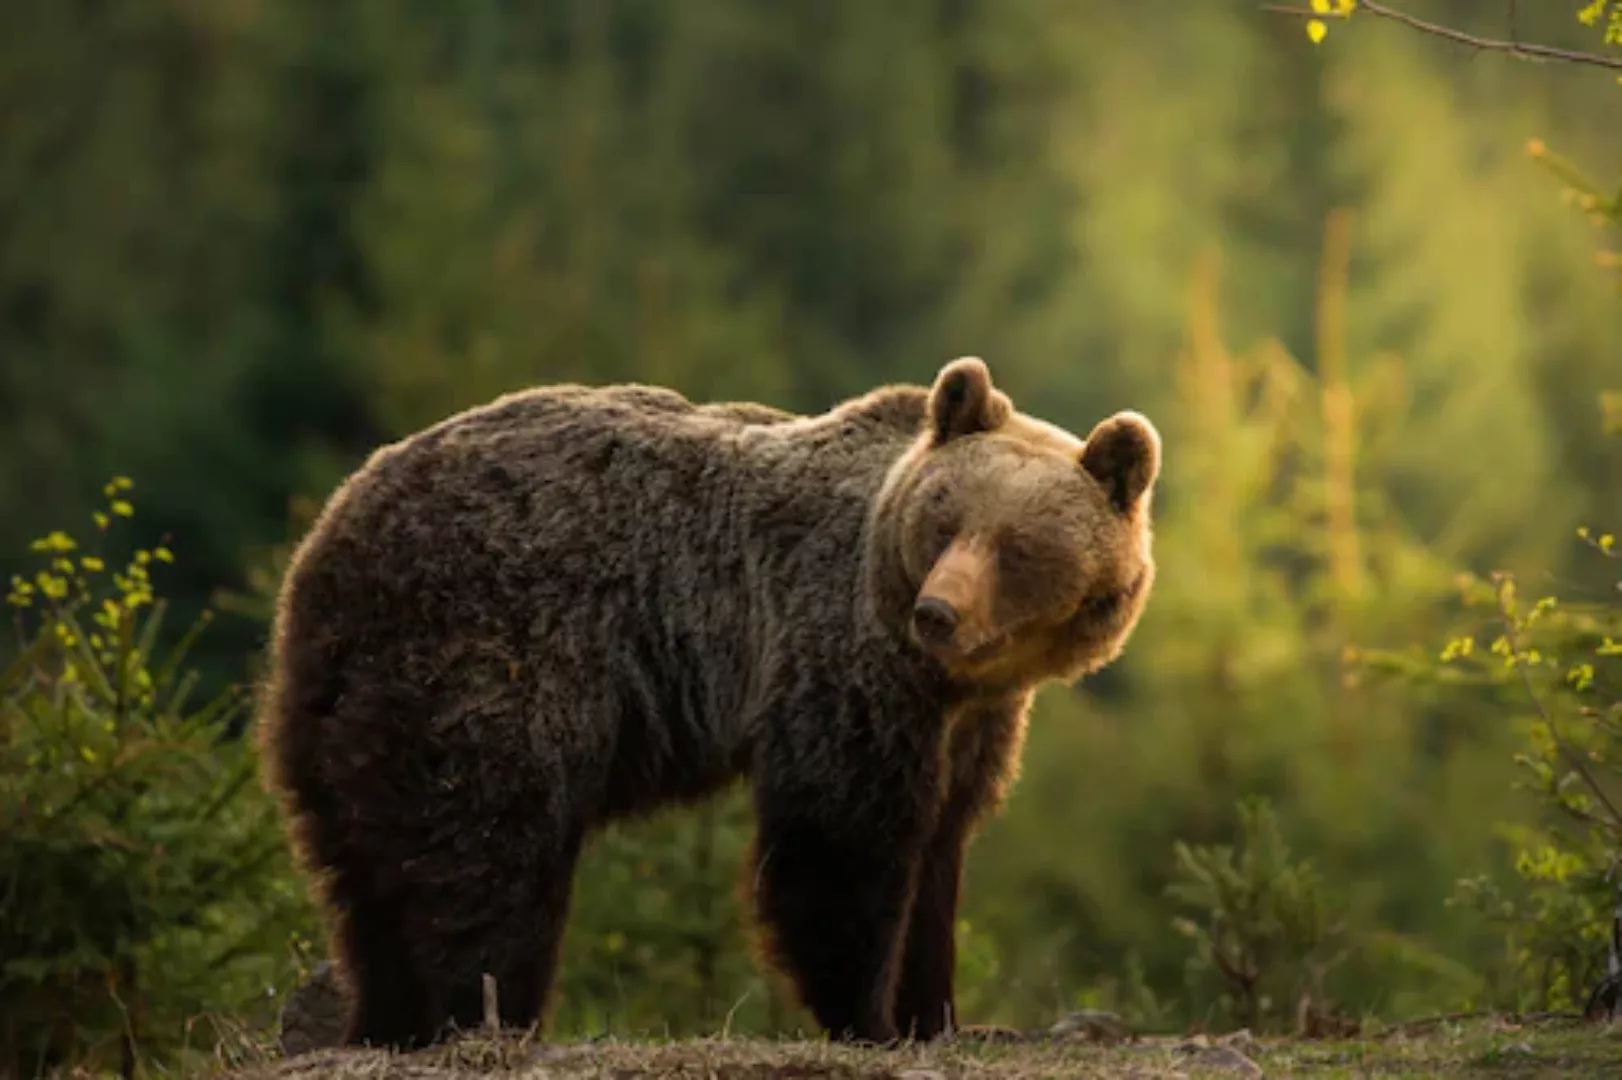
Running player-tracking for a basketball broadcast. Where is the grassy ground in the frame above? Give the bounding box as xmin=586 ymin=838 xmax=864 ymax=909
xmin=211 ymin=1014 xmax=1622 ymax=1079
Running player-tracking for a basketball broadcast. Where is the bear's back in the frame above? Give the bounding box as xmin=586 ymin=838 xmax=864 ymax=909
xmin=266 ymin=378 xmax=933 ymax=827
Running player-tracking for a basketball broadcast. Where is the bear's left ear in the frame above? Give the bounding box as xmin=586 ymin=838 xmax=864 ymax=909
xmin=1080 ymin=410 xmax=1161 ymax=513
xmin=927 ymin=357 xmax=1012 ymax=445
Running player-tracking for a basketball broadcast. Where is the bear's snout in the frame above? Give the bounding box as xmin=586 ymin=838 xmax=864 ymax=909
xmin=912 ymin=538 xmax=996 ymax=659
xmin=911 ymin=596 xmax=960 ymax=646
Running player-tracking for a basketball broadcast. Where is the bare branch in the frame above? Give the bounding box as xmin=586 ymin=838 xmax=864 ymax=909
xmin=1262 ymin=1 xmax=1622 ymax=72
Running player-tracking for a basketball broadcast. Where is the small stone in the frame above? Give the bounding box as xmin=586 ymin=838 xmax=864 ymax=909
xmin=277 ymin=960 xmax=349 ymax=1057
xmin=1181 ymin=1045 xmax=1265 ymax=1077
xmin=1048 ymin=1009 xmax=1132 ymax=1045
xmin=1216 ymin=1027 xmax=1258 ymax=1056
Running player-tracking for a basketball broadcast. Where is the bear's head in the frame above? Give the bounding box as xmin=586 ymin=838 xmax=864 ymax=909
xmin=874 ymin=357 xmax=1159 ymax=689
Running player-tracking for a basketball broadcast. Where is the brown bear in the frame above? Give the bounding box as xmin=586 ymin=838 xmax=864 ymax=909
xmin=257 ymin=357 xmax=1159 ymax=1050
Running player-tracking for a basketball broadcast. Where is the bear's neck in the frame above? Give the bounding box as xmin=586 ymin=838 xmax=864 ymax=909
xmin=730 ymin=389 xmax=966 ymax=704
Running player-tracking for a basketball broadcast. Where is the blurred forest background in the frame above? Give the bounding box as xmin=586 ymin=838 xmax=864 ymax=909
xmin=2 ymin=0 xmax=1620 ymax=1076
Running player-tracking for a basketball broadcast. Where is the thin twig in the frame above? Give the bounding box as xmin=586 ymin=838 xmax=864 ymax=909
xmin=1262 ymin=2 xmax=1622 ymax=72
xmin=1605 ymin=864 xmax=1620 ymax=1020
xmin=482 ymin=973 xmax=499 ymax=1034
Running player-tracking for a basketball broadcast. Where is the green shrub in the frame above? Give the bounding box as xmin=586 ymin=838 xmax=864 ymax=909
xmin=1428 ymin=540 xmax=1622 ymax=1015
xmin=1167 ymin=797 xmax=1353 ymax=1034
xmin=0 ymin=480 xmax=316 ymax=1078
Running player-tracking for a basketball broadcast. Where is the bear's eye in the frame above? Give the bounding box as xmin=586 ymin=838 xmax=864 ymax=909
xmin=922 ymin=483 xmax=958 ymax=550
xmin=1081 ymin=589 xmax=1124 ymax=618
xmin=997 ymin=533 xmax=1043 ymax=578
xmin=1081 ymin=570 xmax=1145 ymax=619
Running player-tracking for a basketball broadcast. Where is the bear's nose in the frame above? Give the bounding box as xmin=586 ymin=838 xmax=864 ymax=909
xmin=911 ymin=596 xmax=960 ymax=646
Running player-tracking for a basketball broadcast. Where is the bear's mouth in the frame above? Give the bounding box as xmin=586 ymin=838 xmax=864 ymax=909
xmin=962 ymin=633 xmax=1009 ymax=663
xmin=914 ymin=624 xmax=1010 ymax=668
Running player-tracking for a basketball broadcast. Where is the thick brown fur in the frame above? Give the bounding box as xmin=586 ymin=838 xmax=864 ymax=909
xmin=256 ymin=357 xmax=1160 ymax=1050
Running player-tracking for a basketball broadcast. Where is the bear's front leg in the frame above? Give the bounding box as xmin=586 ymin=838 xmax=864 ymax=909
xmin=893 ymin=701 xmax=1028 ymax=1042
xmin=747 ymin=801 xmax=931 ymax=1045
xmin=890 ymin=821 xmax=965 ymax=1041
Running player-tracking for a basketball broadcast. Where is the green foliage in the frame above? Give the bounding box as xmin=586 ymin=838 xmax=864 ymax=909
xmin=1578 ymin=1 xmax=1622 ymax=52
xmin=1168 ymin=798 xmax=1350 ymax=1034
xmin=0 ymin=482 xmax=316 ymax=1077
xmin=552 ymin=792 xmax=792 ymax=1039
xmin=1416 ymin=538 xmax=1622 ymax=1014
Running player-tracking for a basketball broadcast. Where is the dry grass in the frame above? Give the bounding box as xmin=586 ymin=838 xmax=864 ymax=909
xmin=201 ymin=1014 xmax=1622 ymax=1080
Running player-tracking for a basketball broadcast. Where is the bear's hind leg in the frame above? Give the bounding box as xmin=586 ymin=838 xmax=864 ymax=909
xmin=433 ymin=836 xmax=584 ymax=1039
xmin=337 ymin=892 xmax=436 ymax=1050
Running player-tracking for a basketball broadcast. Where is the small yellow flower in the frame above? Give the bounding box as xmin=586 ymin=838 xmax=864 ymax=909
xmin=1305 ymin=0 xmax=1356 ymax=44
xmin=29 ymin=531 xmax=77 ymax=554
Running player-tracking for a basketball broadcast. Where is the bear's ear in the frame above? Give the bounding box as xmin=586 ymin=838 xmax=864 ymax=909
xmin=1080 ymin=410 xmax=1161 ymax=513
xmin=927 ymin=357 xmax=1011 ymax=445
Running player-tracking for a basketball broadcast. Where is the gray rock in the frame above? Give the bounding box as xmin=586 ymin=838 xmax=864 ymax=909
xmin=1177 ymin=1043 xmax=1265 ymax=1077
xmin=1047 ymin=1009 xmax=1133 ymax=1045
xmin=277 ymin=960 xmax=349 ymax=1058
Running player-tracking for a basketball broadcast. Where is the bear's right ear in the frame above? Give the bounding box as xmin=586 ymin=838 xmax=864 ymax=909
xmin=927 ymin=357 xmax=1011 ymax=445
